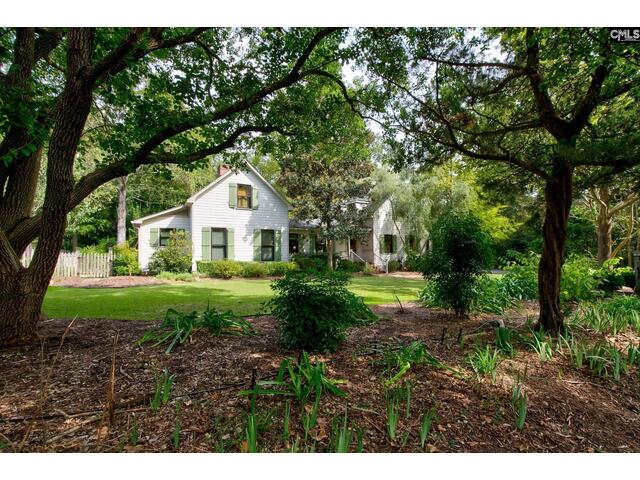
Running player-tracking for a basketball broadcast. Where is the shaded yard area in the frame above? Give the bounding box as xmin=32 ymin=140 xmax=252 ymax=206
xmin=1 ymin=302 xmax=638 ymax=452
xmin=43 ymin=275 xmax=426 ymax=320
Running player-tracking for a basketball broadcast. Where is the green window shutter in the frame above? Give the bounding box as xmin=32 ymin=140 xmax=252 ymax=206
xmin=226 ymin=228 xmax=235 ymax=260
xmin=201 ymin=228 xmax=211 ymax=260
xmin=228 ymin=183 xmax=237 ymax=208
xmin=274 ymin=229 xmax=282 ymax=261
xmin=379 ymin=236 xmax=386 ymax=254
xmin=392 ymin=235 xmax=398 ymax=253
xmin=310 ymin=234 xmax=316 ymax=254
xmin=253 ymin=229 xmax=261 ymax=261
xmin=150 ymin=228 xmax=159 ymax=247
xmin=252 ymin=186 xmax=259 ymax=210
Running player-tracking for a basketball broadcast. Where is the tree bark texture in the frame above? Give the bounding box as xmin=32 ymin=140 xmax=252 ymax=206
xmin=116 ymin=176 xmax=128 ymax=245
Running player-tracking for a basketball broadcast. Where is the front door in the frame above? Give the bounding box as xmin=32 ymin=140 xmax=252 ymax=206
xmin=349 ymin=238 xmax=357 ymax=254
xmin=289 ymin=233 xmax=300 ymax=255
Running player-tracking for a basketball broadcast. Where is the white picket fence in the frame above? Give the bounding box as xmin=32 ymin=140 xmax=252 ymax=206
xmin=21 ymin=245 xmax=114 ymax=278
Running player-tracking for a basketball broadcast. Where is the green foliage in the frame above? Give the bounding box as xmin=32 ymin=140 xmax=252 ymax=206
xmin=387 ymin=260 xmax=401 ymax=273
xmin=155 ymin=271 xmax=195 ymax=282
xmin=494 ymin=327 xmax=514 ymax=356
xmin=245 ymin=413 xmax=258 ymax=453
xmin=150 ymin=368 xmax=175 ymax=411
xmin=421 ymin=214 xmax=492 ymax=316
xmin=241 ymin=352 xmax=347 ymax=406
xmin=197 ymin=260 xmax=297 ymax=279
xmin=336 ymin=258 xmax=365 ymax=273
xmin=138 ymin=305 xmax=254 ymax=353
xmin=385 ymin=391 xmax=400 ymax=441
xmin=267 ymin=271 xmax=376 ymax=352
xmin=112 ymin=244 xmax=141 ymax=276
xmin=510 ymin=382 xmax=527 ymax=431
xmin=526 ymin=328 xmax=553 ymax=362
xmin=403 ymin=250 xmax=425 ymax=272
xmin=467 ymin=345 xmax=501 ymax=382
xmin=291 ymin=253 xmax=334 ymax=272
xmin=500 ymin=251 xmax=540 ymax=300
xmin=377 ymin=341 xmax=461 ymax=386
xmin=330 ymin=408 xmax=354 ymax=453
xmin=148 ymin=230 xmax=192 ymax=274
xmin=571 ymin=297 xmax=640 ymax=334
xmin=419 ymin=407 xmax=437 ymax=448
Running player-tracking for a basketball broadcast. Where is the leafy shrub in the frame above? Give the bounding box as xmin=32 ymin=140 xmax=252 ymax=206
xmin=148 ymin=230 xmax=192 ymax=274
xmin=387 ymin=260 xmax=401 ymax=273
xmin=595 ymin=257 xmax=633 ymax=293
xmin=198 ymin=260 xmax=297 ymax=278
xmin=291 ymin=253 xmax=338 ymax=272
xmin=264 ymin=261 xmax=298 ymax=276
xmin=267 ymin=271 xmax=377 ymax=352
xmin=336 ymin=258 xmax=365 ymax=273
xmin=500 ymin=251 xmax=539 ymax=300
xmin=138 ymin=305 xmax=255 ymax=353
xmin=156 ymin=271 xmax=195 ymax=282
xmin=467 ymin=344 xmax=501 ymax=382
xmin=240 ymin=262 xmax=268 ymax=278
xmin=403 ymin=250 xmax=425 ymax=272
xmin=421 ymin=214 xmax=492 ymax=316
xmin=112 ymin=244 xmax=141 ymax=276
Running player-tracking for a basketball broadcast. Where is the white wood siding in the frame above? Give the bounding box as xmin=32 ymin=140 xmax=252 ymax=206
xmin=137 ymin=210 xmax=191 ymax=271
xmin=372 ymin=199 xmax=406 ymax=268
xmin=190 ymin=169 xmax=290 ymax=270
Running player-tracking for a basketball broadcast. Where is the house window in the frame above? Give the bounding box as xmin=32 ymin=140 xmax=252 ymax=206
xmin=159 ymin=228 xmax=176 ymax=247
xmin=289 ymin=233 xmax=300 ymax=255
xmin=261 ymin=229 xmax=275 ymax=261
xmin=383 ymin=234 xmax=395 ymax=254
xmin=407 ymin=234 xmax=418 ymax=251
xmin=237 ymin=184 xmax=252 ymax=209
xmin=211 ymin=228 xmax=227 ymax=260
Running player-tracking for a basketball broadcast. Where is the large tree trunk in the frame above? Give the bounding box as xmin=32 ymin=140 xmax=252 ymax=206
xmin=538 ymin=164 xmax=573 ymax=334
xmin=0 ymin=29 xmax=95 ymax=347
xmin=116 ymin=175 xmax=128 ymax=245
xmin=326 ymin=238 xmax=334 ymax=270
xmin=596 ymin=187 xmax=613 ymax=264
xmin=0 ymin=270 xmax=48 ymax=345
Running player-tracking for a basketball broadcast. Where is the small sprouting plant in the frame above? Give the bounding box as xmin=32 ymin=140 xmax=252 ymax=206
xmin=386 ymin=393 xmax=400 ymax=441
xmin=302 ymin=396 xmax=320 ymax=442
xmin=494 ymin=327 xmax=514 ymax=356
xmin=467 ymin=344 xmax=501 ymax=382
xmin=628 ymin=344 xmax=640 ymax=375
xmin=172 ymin=404 xmax=182 ymax=450
xmin=331 ymin=407 xmax=353 ymax=453
xmin=150 ymin=368 xmax=175 ymax=411
xmin=511 ymin=380 xmax=527 ymax=430
xmin=282 ymin=400 xmax=291 ymax=443
xmin=379 ymin=341 xmax=462 ymax=386
xmin=584 ymin=342 xmax=628 ymax=380
xmin=527 ymin=328 xmax=553 ymax=362
xmin=128 ymin=414 xmax=139 ymax=446
xmin=355 ymin=425 xmax=364 ymax=453
xmin=245 ymin=412 xmax=258 ymax=453
xmin=419 ymin=407 xmax=437 ymax=448
xmin=405 ymin=382 xmax=412 ymax=419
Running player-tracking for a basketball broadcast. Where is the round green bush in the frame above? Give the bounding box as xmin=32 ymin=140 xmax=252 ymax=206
xmin=267 ymin=271 xmax=376 ymax=352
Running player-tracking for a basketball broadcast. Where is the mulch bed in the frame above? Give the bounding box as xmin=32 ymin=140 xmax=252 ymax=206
xmin=0 ymin=303 xmax=638 ymax=452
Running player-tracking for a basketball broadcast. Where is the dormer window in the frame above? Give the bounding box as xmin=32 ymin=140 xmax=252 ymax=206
xmin=237 ymin=184 xmax=252 ymax=209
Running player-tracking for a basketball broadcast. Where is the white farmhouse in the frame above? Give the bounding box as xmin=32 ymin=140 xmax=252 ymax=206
xmin=132 ymin=162 xmax=416 ymax=272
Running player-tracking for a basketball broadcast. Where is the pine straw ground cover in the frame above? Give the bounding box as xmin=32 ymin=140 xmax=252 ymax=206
xmin=0 ymin=302 xmax=639 ymax=453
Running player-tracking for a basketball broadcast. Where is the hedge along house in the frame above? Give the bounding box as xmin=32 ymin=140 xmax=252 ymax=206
xmin=133 ymin=162 xmax=415 ymax=272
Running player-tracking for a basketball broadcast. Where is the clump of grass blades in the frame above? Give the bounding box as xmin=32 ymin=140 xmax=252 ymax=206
xmin=494 ymin=327 xmax=514 ymax=356
xmin=526 ymin=328 xmax=553 ymax=361
xmin=378 ymin=341 xmax=463 ymax=386
xmin=419 ymin=407 xmax=437 ymax=448
xmin=510 ymin=368 xmax=528 ymax=430
xmin=584 ymin=342 xmax=628 ymax=380
xmin=245 ymin=412 xmax=258 ymax=453
xmin=150 ymin=368 xmax=175 ymax=411
xmin=386 ymin=392 xmax=400 ymax=441
xmin=571 ymin=298 xmax=640 ymax=335
xmin=467 ymin=344 xmax=501 ymax=382
xmin=138 ymin=305 xmax=255 ymax=353
xmin=330 ymin=407 xmax=358 ymax=453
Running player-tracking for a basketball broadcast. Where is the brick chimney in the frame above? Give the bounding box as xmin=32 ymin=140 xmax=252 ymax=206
xmin=217 ymin=164 xmax=230 ymax=177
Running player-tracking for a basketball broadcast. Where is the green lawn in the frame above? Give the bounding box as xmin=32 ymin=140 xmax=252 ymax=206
xmin=43 ymin=275 xmax=426 ymax=320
